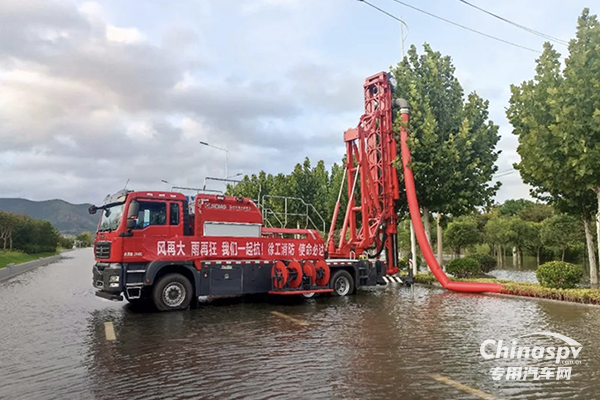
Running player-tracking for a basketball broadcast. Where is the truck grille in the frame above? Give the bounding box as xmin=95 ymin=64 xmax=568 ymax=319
xmin=95 ymin=242 xmax=111 ymax=259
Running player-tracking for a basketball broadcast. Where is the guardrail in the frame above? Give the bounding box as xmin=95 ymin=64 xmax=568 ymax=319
xmin=0 ymin=254 xmax=64 ymax=282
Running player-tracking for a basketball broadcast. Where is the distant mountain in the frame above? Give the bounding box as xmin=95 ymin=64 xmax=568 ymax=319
xmin=0 ymin=198 xmax=98 ymax=235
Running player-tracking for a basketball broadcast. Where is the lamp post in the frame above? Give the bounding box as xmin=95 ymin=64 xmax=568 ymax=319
xmin=199 ymin=141 xmax=229 ymax=178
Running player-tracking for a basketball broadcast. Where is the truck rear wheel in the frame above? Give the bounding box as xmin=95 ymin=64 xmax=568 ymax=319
xmin=152 ymin=273 xmax=193 ymax=311
xmin=331 ymin=270 xmax=354 ymax=297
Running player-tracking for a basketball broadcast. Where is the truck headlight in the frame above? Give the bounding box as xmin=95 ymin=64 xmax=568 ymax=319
xmin=109 ymin=275 xmax=120 ymax=283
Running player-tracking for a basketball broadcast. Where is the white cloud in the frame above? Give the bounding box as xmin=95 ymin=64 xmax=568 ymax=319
xmin=0 ymin=0 xmax=594 ymax=205
xmin=106 ymin=25 xmax=144 ymax=44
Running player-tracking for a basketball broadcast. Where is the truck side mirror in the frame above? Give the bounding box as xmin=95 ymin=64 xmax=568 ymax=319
xmin=88 ymin=205 xmax=97 ymax=215
xmin=126 ymin=218 xmax=137 ymax=230
xmin=126 ymin=200 xmax=139 ymax=230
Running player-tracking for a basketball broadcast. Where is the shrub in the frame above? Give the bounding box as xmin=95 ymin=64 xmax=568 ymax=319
xmin=536 ymin=261 xmax=583 ymax=289
xmin=398 ymin=257 xmax=409 ymax=271
xmin=446 ymin=257 xmax=481 ymax=278
xmin=467 ymin=253 xmax=497 ymax=273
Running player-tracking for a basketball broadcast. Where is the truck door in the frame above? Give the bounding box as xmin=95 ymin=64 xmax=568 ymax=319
xmin=123 ymin=199 xmax=169 ymax=259
xmin=169 ymin=201 xmax=184 ymax=237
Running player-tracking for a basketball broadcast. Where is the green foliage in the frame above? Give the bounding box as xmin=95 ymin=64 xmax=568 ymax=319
xmin=518 ymin=202 xmax=553 ymax=222
xmin=76 ymin=231 xmax=93 ymax=247
xmin=446 ymin=257 xmax=481 ymax=278
xmin=444 ymin=217 xmax=481 ymax=256
xmin=467 ymin=253 xmax=497 ymax=273
xmin=58 ymin=236 xmax=74 ymax=249
xmin=540 ymin=214 xmax=583 ymax=258
xmin=498 ymin=199 xmax=533 ymax=217
xmin=507 ymin=9 xmax=600 ymax=219
xmin=536 ymin=261 xmax=583 ymax=289
xmin=472 ymin=243 xmax=491 ymax=255
xmin=414 ymin=273 xmax=437 ymax=285
xmin=390 ymin=43 xmax=501 ymax=217
xmin=414 ymin=273 xmax=600 ymax=305
xmin=228 ymin=158 xmax=345 ymax=232
xmin=484 ymin=215 xmax=513 ymax=247
xmin=398 ymin=257 xmax=409 ymax=271
xmin=508 ymin=218 xmax=539 ymax=252
xmin=1 ymin=209 xmax=73 ymax=253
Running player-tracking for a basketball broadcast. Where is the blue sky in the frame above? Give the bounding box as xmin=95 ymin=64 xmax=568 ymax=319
xmin=0 ymin=0 xmax=595 ymax=204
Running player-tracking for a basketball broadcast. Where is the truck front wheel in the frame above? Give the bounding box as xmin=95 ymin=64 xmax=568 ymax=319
xmin=152 ymin=273 xmax=193 ymax=311
xmin=331 ymin=270 xmax=354 ymax=297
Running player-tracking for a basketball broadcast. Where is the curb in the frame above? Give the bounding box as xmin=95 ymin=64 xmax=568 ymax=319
xmin=0 ymin=254 xmax=64 ymax=283
xmin=414 ymin=282 xmax=600 ymax=308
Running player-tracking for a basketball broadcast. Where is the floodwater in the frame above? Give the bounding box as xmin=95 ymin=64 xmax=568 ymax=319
xmin=1 ymin=249 xmax=600 ymax=399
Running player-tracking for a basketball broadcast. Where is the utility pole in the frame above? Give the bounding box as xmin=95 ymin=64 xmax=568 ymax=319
xmin=400 ymin=14 xmax=405 ymax=57
xmin=410 ymin=221 xmax=417 ymax=276
xmin=400 ymin=15 xmax=409 ymax=58
xmin=199 ymin=141 xmax=229 ymax=178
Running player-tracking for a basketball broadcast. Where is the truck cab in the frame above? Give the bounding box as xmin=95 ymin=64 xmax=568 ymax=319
xmin=91 ymin=189 xmax=190 ymax=301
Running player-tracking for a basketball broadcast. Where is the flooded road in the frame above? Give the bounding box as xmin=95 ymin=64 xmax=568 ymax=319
xmin=1 ymin=249 xmax=600 ymax=400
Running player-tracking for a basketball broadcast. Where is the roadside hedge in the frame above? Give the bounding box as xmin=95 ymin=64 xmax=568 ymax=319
xmin=536 ymin=261 xmax=583 ymax=289
xmin=446 ymin=257 xmax=480 ymax=278
xmin=467 ymin=253 xmax=497 ymax=273
xmin=414 ymin=273 xmax=600 ymax=306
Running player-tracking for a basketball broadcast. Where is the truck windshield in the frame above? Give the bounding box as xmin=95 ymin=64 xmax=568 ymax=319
xmin=98 ymin=203 xmax=125 ymax=232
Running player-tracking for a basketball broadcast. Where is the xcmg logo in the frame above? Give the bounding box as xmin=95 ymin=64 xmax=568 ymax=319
xmin=480 ymin=332 xmax=583 ymax=381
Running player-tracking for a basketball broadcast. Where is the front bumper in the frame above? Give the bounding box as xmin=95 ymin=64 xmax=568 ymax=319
xmin=92 ymin=262 xmax=123 ymax=301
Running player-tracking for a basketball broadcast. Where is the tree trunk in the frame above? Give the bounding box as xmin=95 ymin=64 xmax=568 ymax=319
xmin=595 ymin=187 xmax=600 ymax=288
xmin=422 ymin=206 xmax=432 ymax=245
xmin=583 ymin=216 xmax=598 ymax=286
xmin=561 ymin=247 xmax=566 ymax=261
xmin=436 ymin=214 xmax=443 ymax=267
xmin=536 ymin=247 xmax=541 ymax=267
xmin=512 ymin=247 xmax=517 ymax=268
xmin=497 ymin=244 xmax=502 ymax=267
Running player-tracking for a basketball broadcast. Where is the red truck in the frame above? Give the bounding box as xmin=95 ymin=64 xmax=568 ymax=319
xmin=91 ymin=72 xmax=405 ymax=311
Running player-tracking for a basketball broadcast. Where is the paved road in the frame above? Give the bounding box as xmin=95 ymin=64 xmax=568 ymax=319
xmin=1 ymin=249 xmax=600 ymax=399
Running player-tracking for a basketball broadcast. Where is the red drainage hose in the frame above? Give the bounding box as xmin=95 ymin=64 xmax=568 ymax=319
xmin=397 ymin=99 xmax=501 ymax=294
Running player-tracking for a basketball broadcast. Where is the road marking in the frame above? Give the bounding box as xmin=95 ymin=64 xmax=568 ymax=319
xmin=430 ymin=374 xmax=501 ymax=400
xmin=104 ymin=322 xmax=117 ymax=341
xmin=271 ymin=311 xmax=309 ymax=327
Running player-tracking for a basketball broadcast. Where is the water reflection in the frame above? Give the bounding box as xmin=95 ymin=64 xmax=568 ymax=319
xmin=1 ymin=249 xmax=600 ymax=399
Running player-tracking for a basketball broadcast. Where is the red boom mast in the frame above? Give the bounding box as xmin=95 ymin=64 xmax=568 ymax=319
xmin=327 ymin=72 xmax=400 ymax=275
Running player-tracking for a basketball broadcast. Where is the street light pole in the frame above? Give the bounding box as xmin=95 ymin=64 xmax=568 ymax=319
xmin=199 ymin=141 xmax=228 ymax=178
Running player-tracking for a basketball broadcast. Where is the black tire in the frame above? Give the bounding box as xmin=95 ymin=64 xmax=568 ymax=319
xmin=152 ymin=273 xmax=193 ymax=311
xmin=330 ymin=270 xmax=354 ymax=297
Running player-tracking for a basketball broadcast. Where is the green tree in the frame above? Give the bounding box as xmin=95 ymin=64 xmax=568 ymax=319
xmin=484 ymin=216 xmax=513 ymax=267
xmin=507 ymin=9 xmax=600 ymax=284
xmin=0 ymin=211 xmax=17 ymax=251
xmin=76 ymin=231 xmax=93 ymax=247
xmin=59 ymin=236 xmax=75 ymax=249
xmin=518 ymin=202 xmax=553 ymax=223
xmin=391 ymin=43 xmax=501 ymax=262
xmin=507 ymin=218 xmax=538 ymax=268
xmin=498 ymin=199 xmax=534 ymax=217
xmin=444 ymin=217 xmax=481 ymax=257
xmin=541 ymin=214 xmax=583 ymax=261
